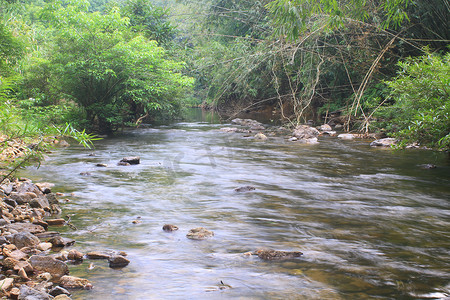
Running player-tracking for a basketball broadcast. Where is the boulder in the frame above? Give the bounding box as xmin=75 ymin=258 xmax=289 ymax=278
xmin=29 ymin=255 xmax=69 ymax=278
xmin=9 ymin=193 xmax=35 ymax=205
xmin=254 ymin=133 xmax=268 ymax=141
xmin=292 ymin=125 xmax=320 ymax=140
xmin=59 ymin=276 xmax=93 ymax=290
xmin=108 ymin=255 xmax=130 ymax=268
xmin=18 ymin=285 xmax=51 ymax=300
xmin=337 ymin=133 xmax=355 ymax=140
xmin=186 ymin=227 xmax=214 ymax=240
xmin=119 ymin=157 xmax=140 ymax=165
xmin=30 ymin=197 xmax=50 ymax=210
xmin=370 ymin=138 xmax=396 ymax=147
xmin=8 ymin=232 xmax=40 ymax=249
xmin=318 ymin=124 xmax=332 ymax=131
xmin=162 ymin=224 xmax=179 ymax=232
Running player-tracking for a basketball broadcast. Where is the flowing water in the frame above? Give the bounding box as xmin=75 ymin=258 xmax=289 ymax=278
xmin=22 ymin=112 xmax=450 ymax=300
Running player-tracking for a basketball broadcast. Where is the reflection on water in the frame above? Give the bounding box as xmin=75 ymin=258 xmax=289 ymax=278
xmin=22 ymin=119 xmax=450 ymax=300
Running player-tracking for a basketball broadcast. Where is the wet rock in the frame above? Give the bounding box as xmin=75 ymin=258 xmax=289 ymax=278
xmin=117 ymin=161 xmax=130 ymax=166
xmin=297 ymin=137 xmax=319 ymax=145
xmin=47 ymin=236 xmax=75 ymax=248
xmin=29 ymin=255 xmax=69 ymax=278
xmin=119 ymin=156 xmax=140 ymax=165
xmin=32 ymin=220 xmax=49 ymax=230
xmin=34 ymin=232 xmax=60 ymax=239
xmin=254 ymin=133 xmax=268 ymax=141
xmin=234 ymin=186 xmax=255 ymax=192
xmin=231 ymin=118 xmax=265 ymax=130
xmin=318 ymin=124 xmax=332 ymax=131
xmin=54 ymin=251 xmax=68 ymax=261
xmin=8 ymin=232 xmax=40 ymax=249
xmin=419 ymin=164 xmax=437 ymax=169
xmin=79 ymin=172 xmax=91 ymax=176
xmin=186 ymin=227 xmax=214 ymax=240
xmin=108 ymin=255 xmax=130 ymax=268
xmin=254 ymin=249 xmax=303 ymax=260
xmin=95 ymin=163 xmax=107 ymax=167
xmin=0 ymin=278 xmax=14 ymax=292
xmin=59 ymin=276 xmax=93 ymax=290
xmin=321 ymin=131 xmax=337 ymax=136
xmin=162 ymin=224 xmax=179 ymax=232
xmin=18 ymin=285 xmax=50 ymax=300
xmin=85 ymin=251 xmax=113 ymax=259
xmin=370 ymin=138 xmax=396 ymax=147
xmin=29 ymin=197 xmax=50 ymax=210
xmin=338 ymin=133 xmax=355 ymax=140
xmin=292 ymin=125 xmax=320 ymax=140
xmin=45 ymin=219 xmax=66 ymax=226
xmin=35 ymin=183 xmax=54 ymax=194
xmin=45 ymin=193 xmax=59 ymax=206
xmin=37 ymin=242 xmax=53 ymax=251
xmin=49 ymin=286 xmax=71 ymax=297
xmin=67 ymin=250 xmax=83 ymax=262
xmin=288 ymin=137 xmax=298 ymax=142
xmin=220 ymin=127 xmax=239 ymax=133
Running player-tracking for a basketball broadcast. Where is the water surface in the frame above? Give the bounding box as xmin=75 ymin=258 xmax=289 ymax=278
xmin=22 ymin=118 xmax=450 ymax=300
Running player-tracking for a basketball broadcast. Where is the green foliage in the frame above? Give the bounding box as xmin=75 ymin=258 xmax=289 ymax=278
xmin=0 ymin=22 xmax=24 ymax=76
xmin=36 ymin=0 xmax=193 ymax=133
xmin=122 ymin=0 xmax=175 ymax=45
xmin=379 ymin=52 xmax=450 ymax=150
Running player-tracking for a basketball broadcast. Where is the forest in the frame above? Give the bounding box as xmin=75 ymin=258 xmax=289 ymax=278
xmin=1 ymin=0 xmax=449 ymax=158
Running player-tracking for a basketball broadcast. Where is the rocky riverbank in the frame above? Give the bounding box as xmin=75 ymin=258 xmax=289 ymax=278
xmin=0 ymin=178 xmax=129 ymax=299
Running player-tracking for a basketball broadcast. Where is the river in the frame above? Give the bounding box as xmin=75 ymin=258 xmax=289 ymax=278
xmin=21 ymin=112 xmax=450 ymax=299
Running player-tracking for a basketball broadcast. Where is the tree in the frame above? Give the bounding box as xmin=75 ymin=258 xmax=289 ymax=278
xmin=39 ymin=0 xmax=193 ymax=133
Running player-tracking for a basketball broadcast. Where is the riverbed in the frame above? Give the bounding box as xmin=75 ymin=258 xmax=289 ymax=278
xmin=21 ymin=116 xmax=450 ymax=299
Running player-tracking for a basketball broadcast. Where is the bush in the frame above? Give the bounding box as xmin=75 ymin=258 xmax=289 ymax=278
xmin=380 ymin=51 xmax=450 ymax=150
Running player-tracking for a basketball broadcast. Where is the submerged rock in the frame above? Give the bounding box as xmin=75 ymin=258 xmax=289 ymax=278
xmin=234 ymin=186 xmax=256 ymax=192
xmin=253 ymin=249 xmax=303 ymax=260
xmin=419 ymin=164 xmax=437 ymax=169
xmin=186 ymin=227 xmax=214 ymax=240
xmin=162 ymin=224 xmax=179 ymax=232
xmin=254 ymin=133 xmax=268 ymax=141
xmin=119 ymin=156 xmax=140 ymax=165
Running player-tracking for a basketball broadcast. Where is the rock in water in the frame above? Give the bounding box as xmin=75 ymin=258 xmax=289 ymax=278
xmin=162 ymin=224 xmax=179 ymax=232
xmin=337 ymin=133 xmax=355 ymax=140
xmin=119 ymin=156 xmax=140 ymax=165
xmin=186 ymin=227 xmax=214 ymax=240
xmin=292 ymin=125 xmax=320 ymax=140
xmin=234 ymin=186 xmax=256 ymax=192
xmin=318 ymin=124 xmax=332 ymax=131
xmin=254 ymin=249 xmax=303 ymax=260
xmin=59 ymin=276 xmax=93 ymax=290
xmin=254 ymin=133 xmax=268 ymax=141
xmin=108 ymin=255 xmax=130 ymax=268
xmin=370 ymin=138 xmax=396 ymax=147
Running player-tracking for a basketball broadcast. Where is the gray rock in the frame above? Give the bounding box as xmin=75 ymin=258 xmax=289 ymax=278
xmin=18 ymin=285 xmax=51 ymax=300
xmin=108 ymin=255 xmax=130 ymax=268
xmin=15 ymin=182 xmax=41 ymax=195
xmin=30 ymin=197 xmax=50 ymax=210
xmin=1 ymin=183 xmax=14 ymax=195
xmin=3 ymin=198 xmax=17 ymax=207
xmin=292 ymin=125 xmax=320 ymax=140
xmin=370 ymin=138 xmax=396 ymax=147
xmin=45 ymin=193 xmax=60 ymax=205
xmin=85 ymin=251 xmax=114 ymax=259
xmin=186 ymin=227 xmax=214 ymax=240
xmin=29 ymin=255 xmax=69 ymax=278
xmin=120 ymin=156 xmax=140 ymax=165
xmin=9 ymin=192 xmax=35 ymax=205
